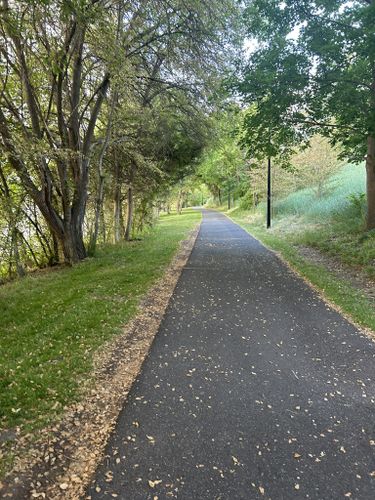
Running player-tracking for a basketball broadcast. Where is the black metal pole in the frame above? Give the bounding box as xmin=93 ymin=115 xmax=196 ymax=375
xmin=267 ymin=156 xmax=271 ymax=228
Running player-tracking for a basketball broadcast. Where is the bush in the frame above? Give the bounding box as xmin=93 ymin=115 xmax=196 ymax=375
xmin=239 ymin=190 xmax=255 ymax=210
xmin=347 ymin=193 xmax=366 ymax=221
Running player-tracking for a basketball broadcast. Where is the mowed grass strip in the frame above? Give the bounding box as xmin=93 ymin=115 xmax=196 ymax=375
xmin=0 ymin=210 xmax=200 ymax=435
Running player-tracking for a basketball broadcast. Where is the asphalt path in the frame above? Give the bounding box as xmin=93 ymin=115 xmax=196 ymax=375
xmin=88 ymin=210 xmax=375 ymax=499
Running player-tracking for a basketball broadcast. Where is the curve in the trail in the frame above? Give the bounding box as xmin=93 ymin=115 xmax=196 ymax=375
xmin=88 ymin=210 xmax=375 ymax=500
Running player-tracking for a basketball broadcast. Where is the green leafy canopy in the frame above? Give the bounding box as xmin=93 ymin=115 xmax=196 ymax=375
xmin=231 ymin=0 xmax=375 ymax=163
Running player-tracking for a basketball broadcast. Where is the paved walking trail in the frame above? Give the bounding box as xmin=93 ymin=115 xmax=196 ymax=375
xmin=88 ymin=210 xmax=375 ymax=499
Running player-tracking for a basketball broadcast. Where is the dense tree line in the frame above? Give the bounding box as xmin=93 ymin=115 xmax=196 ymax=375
xmin=0 ymin=0 xmax=240 ymax=278
xmin=194 ymin=108 xmax=345 ymax=211
xmin=2 ymin=0 xmax=373 ymax=281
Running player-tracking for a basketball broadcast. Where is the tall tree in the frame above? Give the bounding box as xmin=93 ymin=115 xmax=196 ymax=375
xmin=0 ymin=0 xmax=111 ymax=262
xmin=233 ymin=0 xmax=375 ymax=229
xmin=0 ymin=0 xmax=241 ymax=266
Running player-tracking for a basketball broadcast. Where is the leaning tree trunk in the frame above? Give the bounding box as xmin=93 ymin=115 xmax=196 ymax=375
xmin=366 ymin=135 xmax=375 ymax=230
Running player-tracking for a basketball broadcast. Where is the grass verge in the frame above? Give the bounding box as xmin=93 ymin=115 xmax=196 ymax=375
xmin=0 ymin=210 xmax=200 ymax=473
xmin=226 ymin=208 xmax=375 ymax=334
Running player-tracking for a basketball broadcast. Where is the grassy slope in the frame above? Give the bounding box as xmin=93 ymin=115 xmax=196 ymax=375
xmin=0 ymin=210 xmax=200 ymax=439
xmin=270 ymin=164 xmax=375 ymax=275
xmin=223 ymin=164 xmax=375 ymax=332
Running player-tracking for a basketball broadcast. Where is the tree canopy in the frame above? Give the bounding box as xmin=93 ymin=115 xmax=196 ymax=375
xmin=232 ymin=0 xmax=375 ymax=229
xmin=0 ymin=0 xmax=241 ymax=274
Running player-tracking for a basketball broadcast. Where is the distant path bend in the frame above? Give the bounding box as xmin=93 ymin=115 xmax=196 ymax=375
xmin=89 ymin=210 xmax=375 ymax=499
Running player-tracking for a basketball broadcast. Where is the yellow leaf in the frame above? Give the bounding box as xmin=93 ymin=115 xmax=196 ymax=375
xmin=148 ymin=479 xmax=162 ymax=488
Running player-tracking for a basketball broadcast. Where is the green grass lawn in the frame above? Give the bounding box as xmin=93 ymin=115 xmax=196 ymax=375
xmin=0 ymin=210 xmax=200 ymax=443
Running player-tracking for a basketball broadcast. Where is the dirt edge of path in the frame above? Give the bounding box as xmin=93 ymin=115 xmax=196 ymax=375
xmin=0 ymin=223 xmax=201 ymax=500
xmin=261 ymin=243 xmax=375 ymax=343
xmin=296 ymin=245 xmax=375 ymax=304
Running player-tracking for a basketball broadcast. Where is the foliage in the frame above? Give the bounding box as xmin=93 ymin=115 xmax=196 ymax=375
xmin=198 ymin=127 xmax=344 ymax=213
xmin=291 ymin=136 xmax=344 ymax=198
xmin=273 ymin=164 xmax=366 ymax=219
xmin=232 ymin=0 xmax=375 ymax=229
xmin=196 ymin=108 xmax=249 ymax=206
xmin=348 ymin=193 xmax=367 ymax=222
xmin=230 ymin=163 xmax=374 ymax=275
xmin=0 ymin=0 xmax=241 ymax=272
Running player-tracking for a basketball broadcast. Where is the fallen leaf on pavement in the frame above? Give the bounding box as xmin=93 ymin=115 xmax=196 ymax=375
xmin=148 ymin=479 xmax=162 ymax=488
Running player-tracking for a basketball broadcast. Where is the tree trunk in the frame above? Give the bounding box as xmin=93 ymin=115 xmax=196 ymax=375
xmin=100 ymin=209 xmax=107 ymax=243
xmin=11 ymin=225 xmax=25 ymax=278
xmin=113 ymin=186 xmax=122 ymax=243
xmin=89 ymin=92 xmax=116 ymax=253
xmin=60 ymin=225 xmax=81 ymax=264
xmin=366 ymin=135 xmax=375 ymax=230
xmin=177 ymin=191 xmax=183 ymax=214
xmin=52 ymin=232 xmax=59 ymax=265
xmin=125 ymin=186 xmax=134 ymax=241
xmin=72 ymin=213 xmax=87 ymax=260
xmin=89 ymin=175 xmax=105 ymax=253
xmin=113 ymin=152 xmax=122 ymax=243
